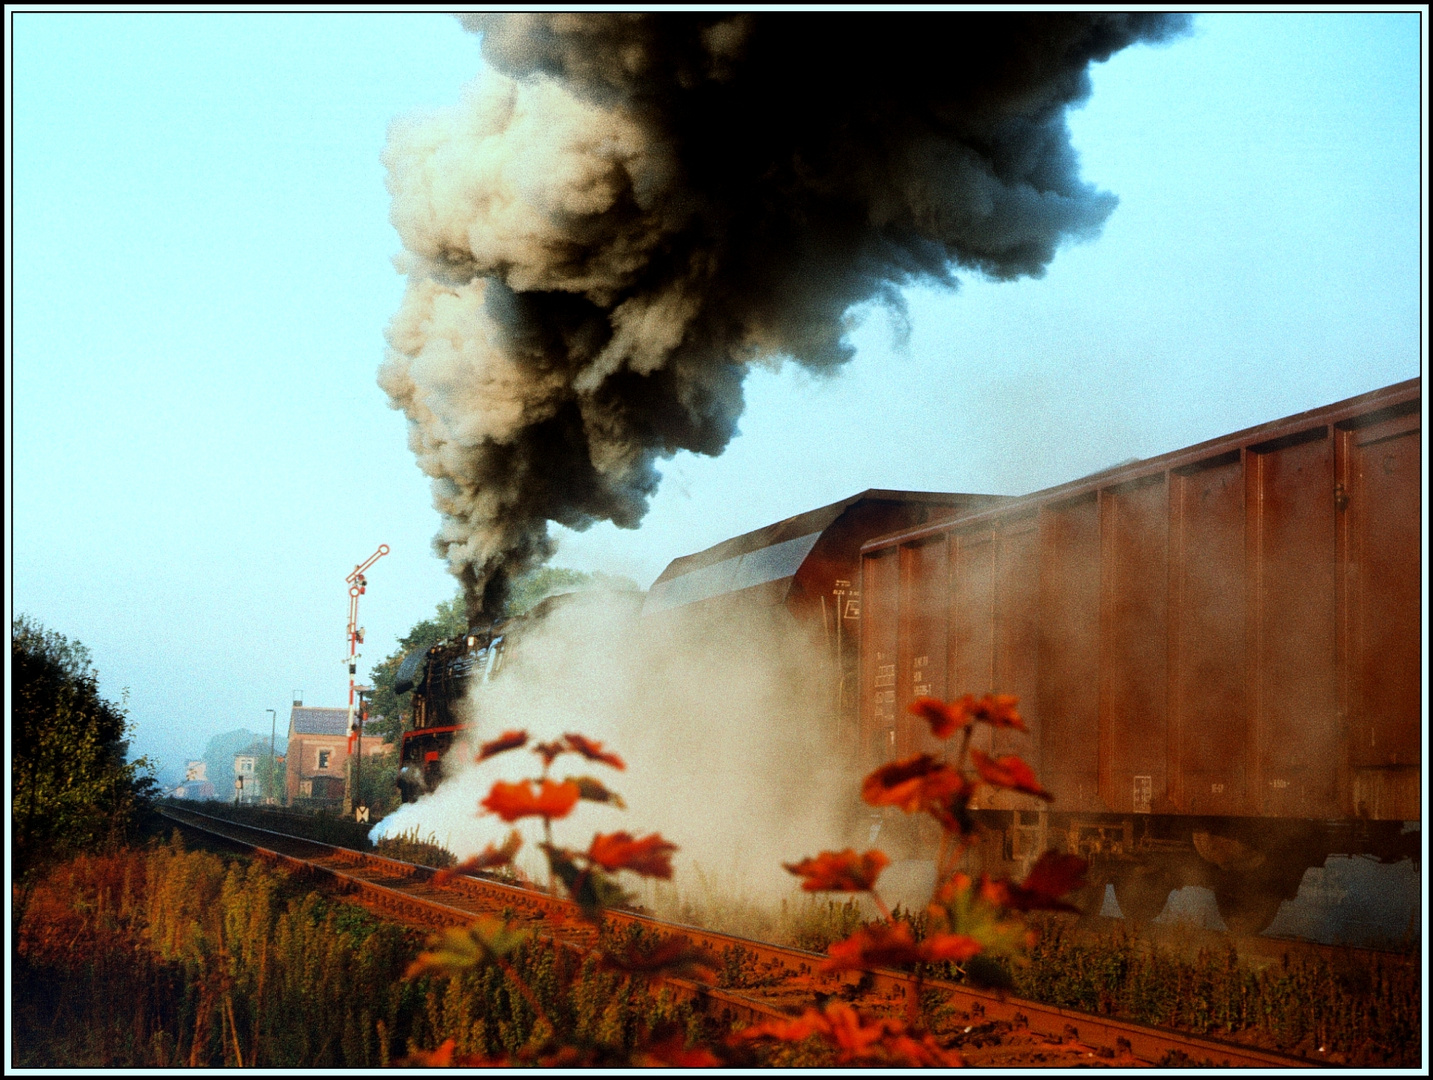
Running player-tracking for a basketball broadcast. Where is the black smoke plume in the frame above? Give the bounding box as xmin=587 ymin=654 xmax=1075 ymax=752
xmin=380 ymin=13 xmax=1190 ymax=619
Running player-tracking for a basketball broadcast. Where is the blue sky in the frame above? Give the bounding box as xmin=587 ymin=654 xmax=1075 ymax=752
xmin=7 ymin=12 xmax=1425 ymax=780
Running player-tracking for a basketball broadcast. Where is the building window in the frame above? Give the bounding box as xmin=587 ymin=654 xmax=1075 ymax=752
xmin=317 ymin=749 xmax=331 ymax=770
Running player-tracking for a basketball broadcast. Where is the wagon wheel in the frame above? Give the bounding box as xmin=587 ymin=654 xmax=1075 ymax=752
xmin=1113 ymin=865 xmax=1173 ymax=924
xmin=1213 ymin=884 xmax=1284 ymax=936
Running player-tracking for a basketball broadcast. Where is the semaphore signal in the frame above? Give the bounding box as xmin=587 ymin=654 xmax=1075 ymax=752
xmin=345 ymin=544 xmax=388 ymax=815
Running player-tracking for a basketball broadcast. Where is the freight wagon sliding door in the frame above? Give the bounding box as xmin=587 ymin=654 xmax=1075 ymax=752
xmin=1168 ymin=451 xmax=1249 ymax=817
xmin=1099 ymin=476 xmax=1170 ymax=815
xmin=900 ymin=538 xmax=949 ymax=757
xmin=947 ymin=517 xmax=1043 ymax=792
xmin=950 ymin=528 xmax=996 ymax=757
xmin=993 ymin=517 xmax=1041 ymax=770
xmin=1338 ymin=400 xmax=1421 ymax=820
xmin=861 ymin=549 xmax=900 ymax=767
xmin=1037 ymin=496 xmax=1101 ymax=814
xmin=1247 ymin=427 xmax=1338 ymax=819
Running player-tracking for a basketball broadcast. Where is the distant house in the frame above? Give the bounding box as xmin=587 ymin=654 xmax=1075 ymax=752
xmin=284 ymin=705 xmax=388 ymax=802
xmin=233 ymin=752 xmax=258 ymax=803
xmin=171 ymin=779 xmax=216 ymax=800
xmin=185 ymin=760 xmax=208 ymax=782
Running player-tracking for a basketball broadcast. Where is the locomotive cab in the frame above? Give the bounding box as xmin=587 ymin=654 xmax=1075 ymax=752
xmin=396 ymin=624 xmax=506 ymax=802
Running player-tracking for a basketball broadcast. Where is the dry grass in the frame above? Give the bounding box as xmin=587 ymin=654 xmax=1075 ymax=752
xmin=12 ymin=836 xmax=721 ymax=1068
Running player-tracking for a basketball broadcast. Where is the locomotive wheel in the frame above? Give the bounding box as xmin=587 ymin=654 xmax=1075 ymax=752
xmin=1214 ymin=885 xmax=1284 ymax=936
xmin=1113 ymin=866 xmax=1173 ymax=924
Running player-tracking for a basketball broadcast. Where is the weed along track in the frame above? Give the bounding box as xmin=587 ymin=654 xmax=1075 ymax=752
xmin=160 ymin=806 xmax=1317 ymax=1067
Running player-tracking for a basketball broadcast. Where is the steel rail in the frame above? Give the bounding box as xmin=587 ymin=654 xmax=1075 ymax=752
xmin=161 ymin=806 xmax=1315 ymax=1068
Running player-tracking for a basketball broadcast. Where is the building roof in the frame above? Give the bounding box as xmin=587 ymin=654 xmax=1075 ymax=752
xmin=289 ymin=706 xmax=351 ymax=736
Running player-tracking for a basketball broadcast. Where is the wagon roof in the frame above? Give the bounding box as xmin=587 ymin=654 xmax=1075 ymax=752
xmin=643 ymin=489 xmax=975 ymax=615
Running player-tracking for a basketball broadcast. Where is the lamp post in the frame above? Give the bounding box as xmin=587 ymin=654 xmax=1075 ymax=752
xmin=266 ymin=708 xmax=277 ymax=805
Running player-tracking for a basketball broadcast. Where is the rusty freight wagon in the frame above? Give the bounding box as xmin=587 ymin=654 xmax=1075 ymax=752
xmin=860 ymin=380 xmax=1422 ymax=933
xmin=643 ymin=489 xmax=1008 ymax=744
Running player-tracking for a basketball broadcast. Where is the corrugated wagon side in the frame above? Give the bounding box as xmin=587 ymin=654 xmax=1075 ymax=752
xmin=860 ymin=379 xmax=1421 ymax=932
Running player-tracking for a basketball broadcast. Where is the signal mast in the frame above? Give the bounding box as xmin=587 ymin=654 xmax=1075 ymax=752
xmin=345 ymin=544 xmax=388 ymax=816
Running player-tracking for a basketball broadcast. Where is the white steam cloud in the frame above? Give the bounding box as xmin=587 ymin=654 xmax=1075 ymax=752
xmin=373 ymin=592 xmax=864 ymax=912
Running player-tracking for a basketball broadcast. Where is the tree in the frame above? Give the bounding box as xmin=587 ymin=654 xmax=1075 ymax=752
xmin=200 ymin=729 xmax=270 ymax=798
xmin=363 ymin=590 xmax=467 ymax=745
xmin=11 ymin=615 xmax=158 ymax=878
xmin=253 ymin=745 xmax=287 ymax=805
xmin=504 ymin=567 xmax=638 ymax=618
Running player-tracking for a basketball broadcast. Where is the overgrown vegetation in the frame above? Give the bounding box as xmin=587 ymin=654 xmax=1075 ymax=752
xmin=11 ymin=615 xmax=159 ymax=884
xmin=13 ymin=836 xmax=704 ymax=1067
xmin=13 ymin=838 xmax=422 ymax=1067
xmin=1007 ymin=916 xmax=1420 ymax=1065
xmin=188 ymin=801 xmax=455 ymax=866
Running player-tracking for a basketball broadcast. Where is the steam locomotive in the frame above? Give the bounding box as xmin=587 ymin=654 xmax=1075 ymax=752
xmin=395 ymin=379 xmax=1421 ymax=933
xmin=393 ymin=620 xmax=505 ymax=803
xmin=393 ymin=591 xmax=642 ymax=801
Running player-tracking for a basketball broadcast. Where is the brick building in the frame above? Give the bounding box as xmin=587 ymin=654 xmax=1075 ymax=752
xmin=284 ymin=705 xmax=387 ymax=802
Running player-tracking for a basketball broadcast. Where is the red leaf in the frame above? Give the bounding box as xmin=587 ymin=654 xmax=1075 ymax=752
xmin=783 ymin=849 xmax=890 ymax=892
xmin=563 ymin=733 xmax=626 ymax=770
xmin=909 ymin=697 xmax=968 ymax=739
xmin=981 ymin=852 xmax=1088 ymax=912
xmin=732 ymin=1003 xmax=963 ymax=1067
xmin=969 ymin=749 xmax=1052 ymax=801
xmin=918 ymin=931 xmax=984 ymax=964
xmin=635 ymin=1029 xmax=724 ymax=1068
xmin=909 ymin=693 xmax=1026 ymax=738
xmin=476 ymin=729 xmax=528 ymax=762
xmin=587 ymin=831 xmax=678 ymax=878
xmin=433 ymin=830 xmax=523 ymax=885
xmin=821 ymin=921 xmax=924 ymax=972
xmin=965 ymin=693 xmax=1026 ymax=731
xmin=1020 ymin=851 xmax=1088 ymax=900
xmin=862 ymin=754 xmax=959 ymax=812
xmin=403 ymin=1039 xmax=455 ymax=1067
xmin=933 ymin=870 xmax=975 ymax=907
xmin=480 ymin=779 xmax=581 ymax=822
xmin=822 ymin=1002 xmax=889 ymax=1061
xmin=863 ymin=755 xmax=974 ymax=835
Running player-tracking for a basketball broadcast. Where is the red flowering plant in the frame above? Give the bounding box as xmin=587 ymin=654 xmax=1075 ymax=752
xmin=744 ymin=693 xmax=1088 ymax=1065
xmin=421 ymin=728 xmax=677 ymax=919
xmin=403 ymin=728 xmax=718 ymax=1066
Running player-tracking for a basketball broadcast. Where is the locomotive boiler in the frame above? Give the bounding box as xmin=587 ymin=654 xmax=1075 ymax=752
xmin=393 ymin=621 xmax=507 ymax=802
xmin=858 ymin=379 xmax=1422 ymax=932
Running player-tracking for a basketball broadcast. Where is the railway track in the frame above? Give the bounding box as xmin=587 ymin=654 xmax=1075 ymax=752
xmin=161 ymin=805 xmax=1319 ymax=1068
